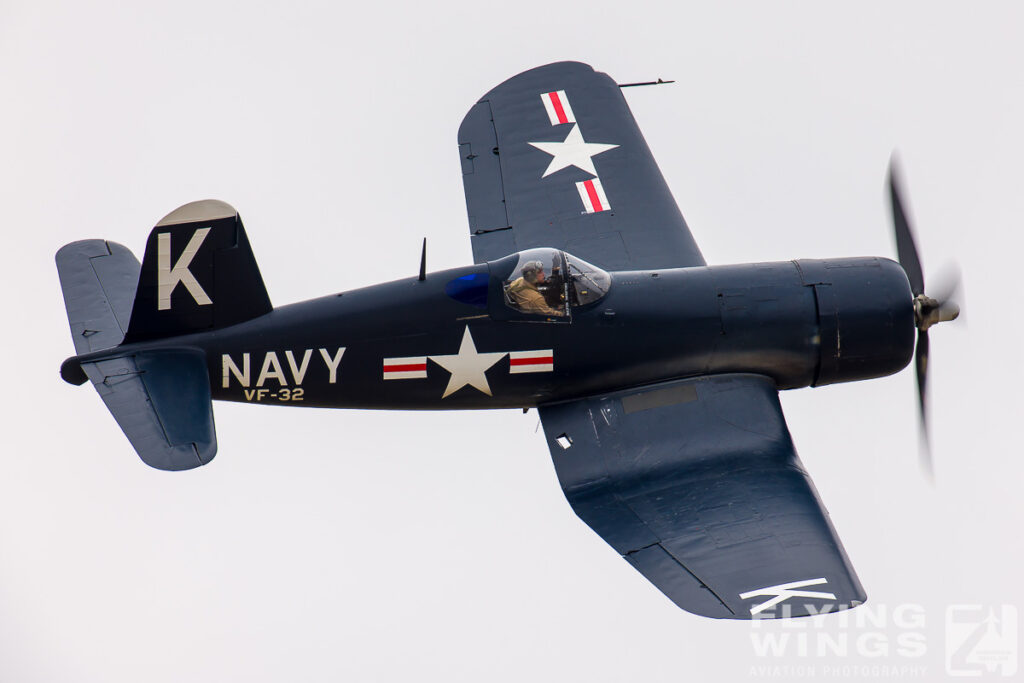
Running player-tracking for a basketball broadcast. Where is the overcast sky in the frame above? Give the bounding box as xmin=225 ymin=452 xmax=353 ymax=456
xmin=2 ymin=1 xmax=1022 ymax=681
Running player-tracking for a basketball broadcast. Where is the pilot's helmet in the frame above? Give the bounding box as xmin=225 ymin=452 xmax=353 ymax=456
xmin=522 ymin=260 xmax=544 ymax=278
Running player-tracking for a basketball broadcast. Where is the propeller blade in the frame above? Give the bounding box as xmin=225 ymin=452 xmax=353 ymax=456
xmin=931 ymin=264 xmax=964 ymax=326
xmin=888 ymin=160 xmax=926 ymax=296
xmin=930 ymin=264 xmax=961 ymax=303
xmin=887 ymin=159 xmax=962 ymax=481
xmin=915 ymin=329 xmax=933 ymax=479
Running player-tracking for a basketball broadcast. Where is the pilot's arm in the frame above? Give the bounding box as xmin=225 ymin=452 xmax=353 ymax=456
xmin=521 ymin=288 xmax=563 ymax=316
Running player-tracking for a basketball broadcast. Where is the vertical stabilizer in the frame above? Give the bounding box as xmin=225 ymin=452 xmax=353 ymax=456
xmin=123 ymin=199 xmax=272 ymax=343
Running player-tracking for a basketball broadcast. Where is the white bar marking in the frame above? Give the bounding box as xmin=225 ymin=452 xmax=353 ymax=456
xmin=739 ymin=578 xmax=837 ymax=616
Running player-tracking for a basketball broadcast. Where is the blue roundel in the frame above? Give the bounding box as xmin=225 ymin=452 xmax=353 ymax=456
xmin=445 ymin=273 xmax=489 ymax=309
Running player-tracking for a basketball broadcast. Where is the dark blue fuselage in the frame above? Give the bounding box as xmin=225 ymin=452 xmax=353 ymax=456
xmin=178 ymin=255 xmax=915 ymax=410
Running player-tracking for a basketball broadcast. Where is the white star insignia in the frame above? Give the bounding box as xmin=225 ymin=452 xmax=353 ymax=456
xmin=429 ymin=326 xmax=507 ymax=398
xmin=528 ymin=124 xmax=619 ymax=178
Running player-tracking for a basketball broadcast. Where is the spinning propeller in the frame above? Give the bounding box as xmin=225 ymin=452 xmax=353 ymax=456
xmin=887 ymin=159 xmax=962 ymax=478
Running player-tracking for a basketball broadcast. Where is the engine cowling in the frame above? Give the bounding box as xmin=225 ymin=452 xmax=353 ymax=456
xmin=795 ymin=257 xmax=916 ymax=387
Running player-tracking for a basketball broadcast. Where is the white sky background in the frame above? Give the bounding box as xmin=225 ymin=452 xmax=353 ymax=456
xmin=2 ymin=1 xmax=1022 ymax=680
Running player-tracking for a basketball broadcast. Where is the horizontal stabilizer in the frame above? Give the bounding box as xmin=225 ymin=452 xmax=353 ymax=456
xmin=81 ymin=349 xmax=216 ymax=471
xmin=56 ymin=240 xmax=140 ymax=355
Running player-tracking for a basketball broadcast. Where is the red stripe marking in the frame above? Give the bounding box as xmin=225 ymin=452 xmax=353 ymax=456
xmin=549 ymin=91 xmax=568 ymax=124
xmin=583 ymin=180 xmax=603 ymax=212
xmin=510 ymin=356 xmax=553 ymax=366
xmin=383 ymin=363 xmax=427 ymax=372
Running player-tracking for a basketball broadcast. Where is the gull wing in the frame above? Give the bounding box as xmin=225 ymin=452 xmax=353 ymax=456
xmin=458 ymin=61 xmax=704 ymax=270
xmin=538 ymin=374 xmax=865 ymax=619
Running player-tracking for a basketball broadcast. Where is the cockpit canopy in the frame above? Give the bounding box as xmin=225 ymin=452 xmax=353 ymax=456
xmin=498 ymin=248 xmax=611 ymax=318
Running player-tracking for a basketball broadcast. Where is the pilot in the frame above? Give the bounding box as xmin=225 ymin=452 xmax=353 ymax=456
xmin=506 ymin=261 xmax=564 ymax=316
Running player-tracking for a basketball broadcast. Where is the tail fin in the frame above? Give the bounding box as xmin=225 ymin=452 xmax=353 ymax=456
xmin=54 ymin=199 xmax=265 ymax=470
xmin=123 ymin=199 xmax=271 ymax=343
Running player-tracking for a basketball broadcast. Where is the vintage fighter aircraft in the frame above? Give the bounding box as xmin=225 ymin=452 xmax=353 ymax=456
xmin=57 ymin=62 xmax=959 ymax=620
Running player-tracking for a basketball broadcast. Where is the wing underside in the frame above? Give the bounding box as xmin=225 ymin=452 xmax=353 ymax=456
xmin=458 ymin=61 xmax=705 ymax=270
xmin=538 ymin=374 xmax=865 ymax=619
